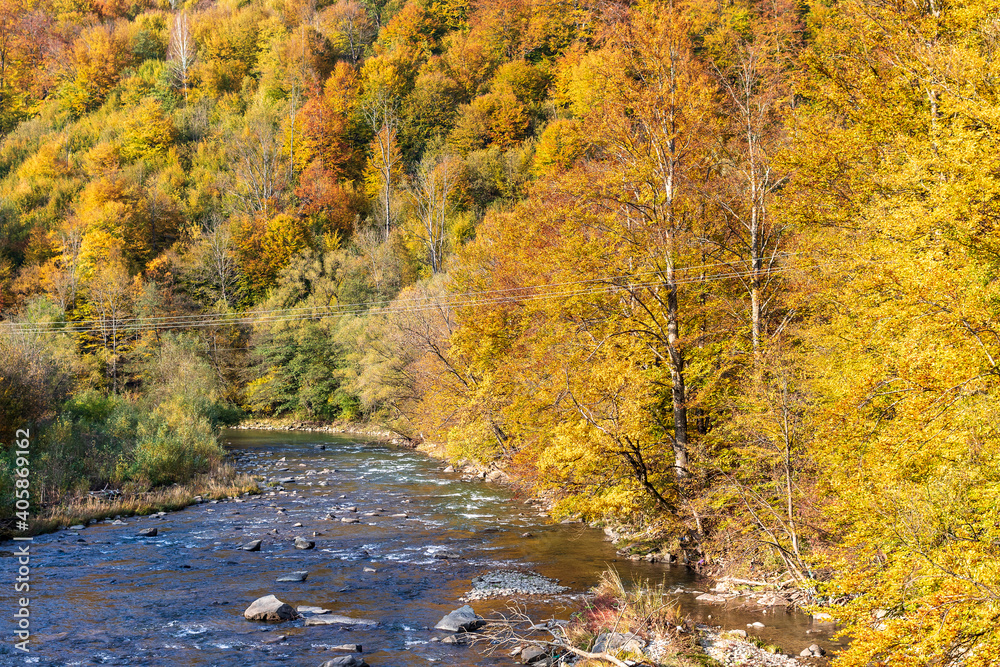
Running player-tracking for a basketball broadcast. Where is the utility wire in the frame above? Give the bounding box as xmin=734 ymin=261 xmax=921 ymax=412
xmin=2 ymin=256 xmax=838 ymax=337
xmin=2 ymin=253 xmax=807 ymax=332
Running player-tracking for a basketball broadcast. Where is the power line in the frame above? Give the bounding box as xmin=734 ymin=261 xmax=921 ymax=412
xmin=2 ymin=254 xmax=806 ymax=333
xmin=1 ymin=255 xmax=836 ymax=337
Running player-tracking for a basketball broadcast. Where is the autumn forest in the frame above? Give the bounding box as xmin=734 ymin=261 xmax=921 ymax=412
xmin=1 ymin=0 xmax=1000 ymax=661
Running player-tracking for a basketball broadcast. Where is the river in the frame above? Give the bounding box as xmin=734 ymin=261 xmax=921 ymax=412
xmin=0 ymin=429 xmax=843 ymax=666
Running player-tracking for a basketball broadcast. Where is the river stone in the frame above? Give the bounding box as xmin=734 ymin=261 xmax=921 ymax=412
xmin=327 ymin=643 xmax=363 ymax=653
xmin=241 ymin=539 xmax=262 ymax=551
xmin=318 ymin=657 xmax=368 ymax=667
xmin=800 ymin=644 xmax=826 ymax=657
xmin=69 ymin=524 xmax=85 ymax=530
xmin=593 ymin=631 xmax=645 ymax=654
xmin=520 ymin=646 xmax=547 ymax=663
xmin=244 ymin=595 xmax=298 ymax=622
xmin=433 ymin=550 xmax=461 ymax=559
xmin=277 ymin=571 xmax=309 ymax=582
xmin=295 ymin=536 xmax=315 ymax=549
xmin=434 ymin=605 xmax=483 ymax=632
xmin=137 ymin=527 xmax=158 ymax=537
xmin=304 ymin=614 xmax=378 ymax=627
xmin=441 ymin=633 xmax=473 ymax=645
xmin=695 ymin=593 xmax=728 ymax=603
xmin=341 ymin=517 xmax=360 ymax=524
xmin=297 ymin=605 xmax=330 ymax=614
xmin=443 ymin=465 xmax=455 ymax=473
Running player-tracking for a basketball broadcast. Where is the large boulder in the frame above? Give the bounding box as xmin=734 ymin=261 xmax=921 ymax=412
xmin=244 ymin=595 xmax=298 ymax=622
xmin=434 ymin=605 xmax=484 ymax=632
xmin=294 ymin=536 xmax=315 ymax=550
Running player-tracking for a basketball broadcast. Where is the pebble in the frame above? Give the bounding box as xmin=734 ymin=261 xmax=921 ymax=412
xmin=462 ymin=571 xmax=569 ymax=601
xmin=697 ymin=629 xmax=801 ymax=667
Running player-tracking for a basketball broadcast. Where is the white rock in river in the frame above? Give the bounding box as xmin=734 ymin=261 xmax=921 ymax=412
xmin=276 ymin=571 xmax=309 ymax=582
xmin=294 ymin=536 xmax=315 ymax=549
xmin=304 ymin=614 xmax=378 ymax=627
xmin=327 ymin=643 xmax=363 ymax=653
xmin=297 ymin=605 xmax=330 ymax=615
xmin=434 ymin=605 xmax=484 ymax=632
xmin=244 ymin=595 xmax=298 ymax=621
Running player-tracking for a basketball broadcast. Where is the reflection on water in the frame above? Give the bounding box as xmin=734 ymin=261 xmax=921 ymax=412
xmin=0 ymin=429 xmax=843 ymax=665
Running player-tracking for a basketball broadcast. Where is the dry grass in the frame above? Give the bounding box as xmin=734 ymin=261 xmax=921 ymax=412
xmin=562 ymin=568 xmax=706 ymax=666
xmin=16 ymin=464 xmax=259 ymax=537
xmin=590 ymin=568 xmax=683 ymax=636
xmin=477 ymin=571 xmax=712 ymax=666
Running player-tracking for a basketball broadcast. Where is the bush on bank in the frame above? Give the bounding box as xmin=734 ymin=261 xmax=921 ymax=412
xmin=0 ymin=330 xmax=241 ymax=521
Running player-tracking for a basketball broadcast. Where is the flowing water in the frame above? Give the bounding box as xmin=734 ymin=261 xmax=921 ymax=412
xmin=0 ymin=430 xmax=844 ymax=666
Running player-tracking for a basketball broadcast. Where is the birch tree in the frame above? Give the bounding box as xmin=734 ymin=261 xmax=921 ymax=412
xmin=361 ymin=91 xmax=402 ymax=239
xmin=168 ymin=11 xmax=196 ymax=104
xmin=407 ymin=154 xmax=458 ymax=273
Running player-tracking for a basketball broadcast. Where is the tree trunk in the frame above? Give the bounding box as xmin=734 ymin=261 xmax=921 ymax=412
xmin=665 ymin=259 xmax=688 ymax=477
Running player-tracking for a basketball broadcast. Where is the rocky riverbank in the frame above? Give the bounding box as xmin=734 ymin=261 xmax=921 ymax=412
xmin=234 ymin=418 xmax=410 ymax=445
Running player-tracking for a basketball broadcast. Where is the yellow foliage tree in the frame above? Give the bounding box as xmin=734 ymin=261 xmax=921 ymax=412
xmin=119 ymin=98 xmax=176 ymax=162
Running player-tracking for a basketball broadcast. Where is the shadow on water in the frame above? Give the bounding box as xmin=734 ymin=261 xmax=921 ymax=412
xmin=0 ymin=429 xmax=845 ymax=665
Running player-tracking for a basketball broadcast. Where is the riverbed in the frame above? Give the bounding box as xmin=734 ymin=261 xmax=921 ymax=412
xmin=0 ymin=429 xmax=842 ymax=665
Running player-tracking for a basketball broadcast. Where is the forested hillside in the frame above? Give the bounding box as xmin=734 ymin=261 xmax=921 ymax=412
xmin=3 ymin=0 xmax=1000 ymax=662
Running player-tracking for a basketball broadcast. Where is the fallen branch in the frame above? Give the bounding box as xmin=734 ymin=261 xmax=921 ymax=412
xmin=476 ymin=604 xmax=645 ymax=667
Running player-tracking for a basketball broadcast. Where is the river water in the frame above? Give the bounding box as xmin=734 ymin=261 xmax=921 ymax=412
xmin=0 ymin=430 xmax=842 ymax=666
